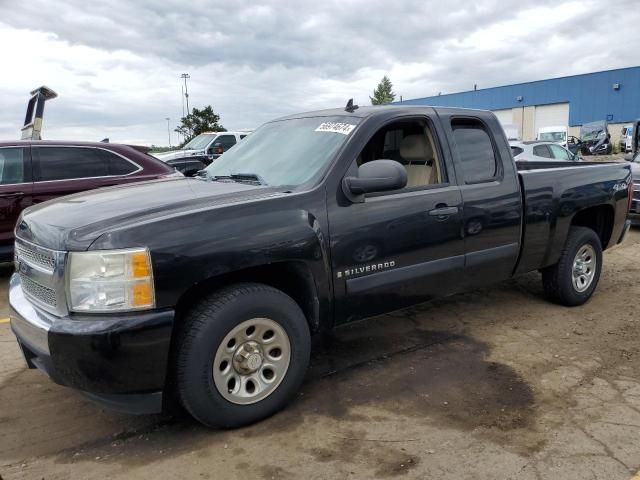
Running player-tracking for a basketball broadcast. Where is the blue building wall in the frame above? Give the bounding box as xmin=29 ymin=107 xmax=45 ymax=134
xmin=401 ymin=67 xmax=640 ymax=126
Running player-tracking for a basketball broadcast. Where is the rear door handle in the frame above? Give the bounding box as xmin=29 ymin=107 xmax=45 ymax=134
xmin=428 ymin=206 xmax=458 ymax=217
xmin=0 ymin=192 xmax=25 ymax=198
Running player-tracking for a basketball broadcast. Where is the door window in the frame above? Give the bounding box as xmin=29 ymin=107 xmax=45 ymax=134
xmin=35 ymin=147 xmax=110 ymax=181
xmin=0 ymin=148 xmax=25 ymax=184
xmin=215 ymin=135 xmax=237 ymax=150
xmin=451 ymin=119 xmax=498 ymax=183
xmin=532 ymin=145 xmax=552 ymax=158
xmin=357 ymin=119 xmax=445 ymax=189
xmin=548 ymin=144 xmax=571 ymax=160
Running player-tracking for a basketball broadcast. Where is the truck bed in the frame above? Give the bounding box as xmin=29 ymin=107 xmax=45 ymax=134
xmin=514 ymin=160 xmax=631 ymax=275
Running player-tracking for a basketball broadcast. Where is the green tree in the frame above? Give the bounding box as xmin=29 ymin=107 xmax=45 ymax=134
xmin=370 ymin=75 xmax=396 ymax=105
xmin=175 ymin=105 xmax=225 ymax=143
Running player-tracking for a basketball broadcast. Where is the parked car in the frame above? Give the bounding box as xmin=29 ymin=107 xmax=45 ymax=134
xmin=153 ymin=131 xmax=251 ymax=169
xmin=537 ymin=125 xmax=568 ymax=147
xmin=162 ymin=157 xmax=211 ymax=178
xmin=10 ymin=105 xmax=632 ymax=428
xmin=510 ymin=140 xmax=580 ymax=162
xmin=579 ymin=120 xmax=612 ymax=155
xmin=0 ymin=140 xmax=177 ymax=261
xmin=620 ymin=125 xmax=633 ymax=153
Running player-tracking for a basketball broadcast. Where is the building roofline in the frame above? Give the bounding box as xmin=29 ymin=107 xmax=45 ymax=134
xmin=403 ymin=65 xmax=640 ymax=103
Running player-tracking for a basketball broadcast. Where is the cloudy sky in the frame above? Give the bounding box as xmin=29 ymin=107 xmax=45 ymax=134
xmin=1 ymin=0 xmax=638 ymax=146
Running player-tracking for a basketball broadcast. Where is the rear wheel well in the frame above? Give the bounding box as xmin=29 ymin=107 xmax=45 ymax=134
xmin=174 ymin=262 xmax=321 ymax=333
xmin=570 ymin=205 xmax=614 ymax=249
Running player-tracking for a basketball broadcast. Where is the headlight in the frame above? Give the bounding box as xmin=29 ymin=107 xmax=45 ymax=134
xmin=67 ymin=248 xmax=155 ymax=312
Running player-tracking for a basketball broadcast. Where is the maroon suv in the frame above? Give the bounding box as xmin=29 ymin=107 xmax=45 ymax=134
xmin=0 ymin=140 xmax=176 ymax=261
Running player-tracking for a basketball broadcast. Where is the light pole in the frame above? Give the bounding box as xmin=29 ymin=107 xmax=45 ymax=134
xmin=165 ymin=117 xmax=171 ymax=147
xmin=180 ymin=73 xmax=190 ymax=116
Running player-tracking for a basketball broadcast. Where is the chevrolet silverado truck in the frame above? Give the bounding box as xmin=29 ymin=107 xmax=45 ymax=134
xmin=10 ymin=105 xmax=632 ymax=428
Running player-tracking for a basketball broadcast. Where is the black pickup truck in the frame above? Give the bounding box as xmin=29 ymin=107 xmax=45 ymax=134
xmin=10 ymin=105 xmax=632 ymax=428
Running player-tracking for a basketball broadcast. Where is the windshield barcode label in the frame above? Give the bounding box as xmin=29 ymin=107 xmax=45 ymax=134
xmin=315 ymin=122 xmax=356 ymax=135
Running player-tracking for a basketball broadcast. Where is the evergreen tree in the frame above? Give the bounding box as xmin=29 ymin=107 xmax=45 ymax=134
xmin=370 ymin=76 xmax=396 ymax=105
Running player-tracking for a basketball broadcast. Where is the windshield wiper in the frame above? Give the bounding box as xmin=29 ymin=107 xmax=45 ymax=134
xmin=213 ymin=173 xmax=268 ymax=186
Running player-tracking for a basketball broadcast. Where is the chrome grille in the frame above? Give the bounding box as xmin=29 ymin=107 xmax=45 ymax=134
xmin=14 ymin=238 xmax=67 ymax=316
xmin=19 ymin=274 xmax=57 ymax=308
xmin=15 ymin=242 xmax=56 ymax=271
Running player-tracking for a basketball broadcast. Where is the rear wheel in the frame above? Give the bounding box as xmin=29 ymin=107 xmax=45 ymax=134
xmin=542 ymin=226 xmax=602 ymax=306
xmin=176 ymin=283 xmax=310 ymax=428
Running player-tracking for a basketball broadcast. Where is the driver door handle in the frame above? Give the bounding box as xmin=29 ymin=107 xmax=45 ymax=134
xmin=0 ymin=192 xmax=25 ymax=198
xmin=428 ymin=206 xmax=458 ymax=217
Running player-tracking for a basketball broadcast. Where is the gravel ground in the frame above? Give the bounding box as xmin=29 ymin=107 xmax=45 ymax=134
xmin=1 ymin=231 xmax=640 ymax=479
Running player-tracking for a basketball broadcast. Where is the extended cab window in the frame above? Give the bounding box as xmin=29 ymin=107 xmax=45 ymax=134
xmin=35 ymin=147 xmax=109 ymax=181
xmin=357 ymin=119 xmax=444 ymax=189
xmin=0 ymin=147 xmax=25 ymax=184
xmin=451 ymin=119 xmax=497 ymax=183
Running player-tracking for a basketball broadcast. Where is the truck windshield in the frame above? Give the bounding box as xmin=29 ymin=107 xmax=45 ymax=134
xmin=183 ymin=133 xmax=217 ymax=150
xmin=205 ymin=116 xmax=359 ymax=187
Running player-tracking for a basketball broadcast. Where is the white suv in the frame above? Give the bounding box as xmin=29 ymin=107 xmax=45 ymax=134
xmin=153 ymin=131 xmax=251 ymax=162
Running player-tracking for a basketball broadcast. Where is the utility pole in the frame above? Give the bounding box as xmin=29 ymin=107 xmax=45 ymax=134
xmin=165 ymin=117 xmax=171 ymax=147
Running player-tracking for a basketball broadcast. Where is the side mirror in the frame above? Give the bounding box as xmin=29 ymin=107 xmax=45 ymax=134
xmin=342 ymin=159 xmax=407 ymax=203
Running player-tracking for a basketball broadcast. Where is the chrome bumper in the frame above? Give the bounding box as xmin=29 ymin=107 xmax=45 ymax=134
xmin=9 ymin=273 xmax=57 ymax=356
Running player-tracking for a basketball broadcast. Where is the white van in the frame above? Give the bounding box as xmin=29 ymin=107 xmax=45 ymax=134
xmin=620 ymin=125 xmax=633 ymax=152
xmin=537 ymin=126 xmax=568 ymax=147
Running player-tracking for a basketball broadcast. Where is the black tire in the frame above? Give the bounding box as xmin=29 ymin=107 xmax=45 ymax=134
xmin=542 ymin=226 xmax=602 ymax=306
xmin=176 ymin=283 xmax=310 ymax=428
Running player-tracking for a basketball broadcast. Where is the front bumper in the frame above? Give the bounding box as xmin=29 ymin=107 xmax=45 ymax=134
xmin=9 ymin=273 xmax=175 ymax=414
xmin=629 ymin=213 xmax=640 ymax=227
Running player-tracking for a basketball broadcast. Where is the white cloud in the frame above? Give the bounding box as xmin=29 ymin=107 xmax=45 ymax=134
xmin=0 ymin=0 xmax=638 ymax=146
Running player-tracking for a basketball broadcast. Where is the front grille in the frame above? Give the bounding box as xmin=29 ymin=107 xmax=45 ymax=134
xmin=15 ymin=242 xmax=56 ymax=271
xmin=20 ymin=274 xmax=57 ymax=308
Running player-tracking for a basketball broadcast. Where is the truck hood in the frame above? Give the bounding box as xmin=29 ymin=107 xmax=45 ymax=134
xmin=16 ymin=177 xmax=283 ymax=251
xmin=153 ymin=149 xmax=204 ymax=161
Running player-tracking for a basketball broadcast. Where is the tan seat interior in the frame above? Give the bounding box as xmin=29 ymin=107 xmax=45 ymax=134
xmin=399 ymin=128 xmax=440 ymax=187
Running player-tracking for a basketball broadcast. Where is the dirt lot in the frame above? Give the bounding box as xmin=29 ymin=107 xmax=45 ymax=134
xmin=1 ymin=231 xmax=640 ymax=480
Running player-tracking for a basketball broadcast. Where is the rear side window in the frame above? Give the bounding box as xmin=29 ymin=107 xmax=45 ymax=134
xmin=0 ymin=147 xmax=25 ymax=184
xmin=451 ymin=119 xmax=498 ymax=183
xmin=510 ymin=146 xmax=524 ymax=157
xmin=98 ymin=149 xmax=138 ymax=175
xmin=35 ymin=147 xmax=110 ymax=181
xmin=532 ymin=145 xmax=552 ymax=158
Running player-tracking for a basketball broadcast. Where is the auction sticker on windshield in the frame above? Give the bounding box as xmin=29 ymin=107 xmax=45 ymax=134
xmin=315 ymin=122 xmax=356 ymax=135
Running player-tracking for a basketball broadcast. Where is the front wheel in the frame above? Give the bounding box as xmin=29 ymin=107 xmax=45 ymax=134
xmin=176 ymin=283 xmax=310 ymax=428
xmin=542 ymin=226 xmax=603 ymax=306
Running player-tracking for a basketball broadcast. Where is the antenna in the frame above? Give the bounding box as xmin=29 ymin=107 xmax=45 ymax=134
xmin=345 ymin=98 xmax=359 ymax=113
xmin=22 ymin=86 xmax=57 ymax=140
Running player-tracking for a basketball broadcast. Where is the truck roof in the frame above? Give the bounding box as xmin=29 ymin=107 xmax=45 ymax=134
xmin=275 ymin=104 xmax=494 ymax=122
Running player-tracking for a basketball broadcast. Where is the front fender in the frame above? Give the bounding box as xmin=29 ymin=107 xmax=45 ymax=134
xmin=89 ymin=191 xmax=332 ymax=322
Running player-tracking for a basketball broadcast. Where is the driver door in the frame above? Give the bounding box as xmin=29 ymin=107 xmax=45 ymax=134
xmin=328 ymin=114 xmax=465 ymax=324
